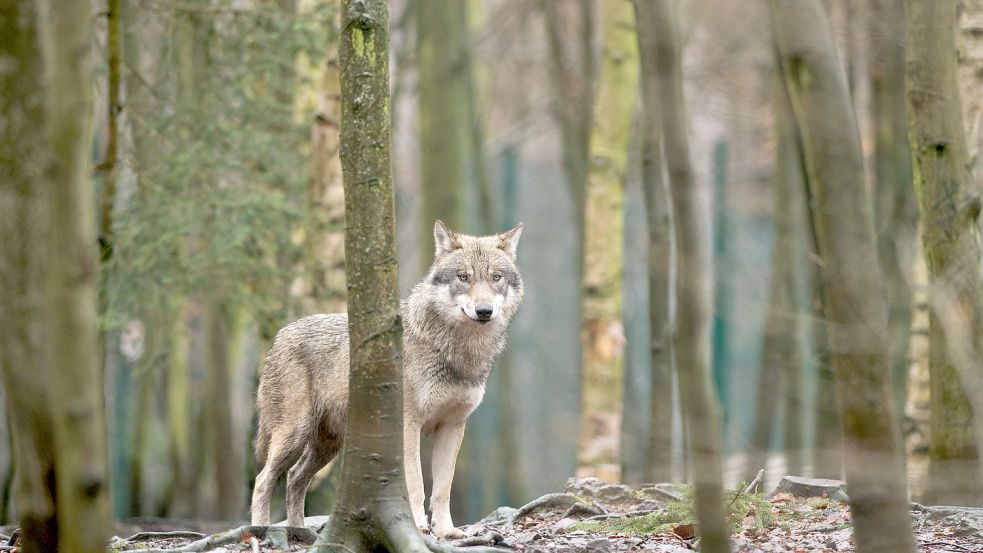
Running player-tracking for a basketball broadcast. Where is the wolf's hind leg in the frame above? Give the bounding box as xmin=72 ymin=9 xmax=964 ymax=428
xmin=286 ymin=435 xmax=340 ymax=528
xmin=429 ymin=421 xmax=467 ymax=539
xmin=404 ymin=417 xmax=427 ymax=529
xmin=250 ymin=437 xmax=303 ymax=526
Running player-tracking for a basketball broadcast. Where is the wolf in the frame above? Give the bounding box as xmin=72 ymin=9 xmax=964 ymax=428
xmin=250 ymin=220 xmax=524 ymax=538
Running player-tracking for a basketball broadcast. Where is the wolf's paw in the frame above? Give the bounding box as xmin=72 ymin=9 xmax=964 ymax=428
xmin=432 ymin=525 xmax=466 ymax=540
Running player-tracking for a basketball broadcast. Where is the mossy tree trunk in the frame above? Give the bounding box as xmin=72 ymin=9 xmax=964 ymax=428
xmin=769 ymin=0 xmax=916 ymax=549
xmin=417 ymin=0 xmax=468 ymax=269
xmin=906 ymin=0 xmax=983 ymax=506
xmin=578 ymin=0 xmax=637 ymax=469
xmin=0 ymin=0 xmax=113 ymax=550
xmin=641 ymin=1 xmax=731 ymax=551
xmin=316 ymin=1 xmax=426 ymax=550
xmin=870 ymin=0 xmax=916 ymax=416
xmin=631 ymin=0 xmax=674 ymax=485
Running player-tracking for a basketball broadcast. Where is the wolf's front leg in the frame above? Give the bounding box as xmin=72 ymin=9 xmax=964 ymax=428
xmin=430 ymin=421 xmax=467 ymax=539
xmin=403 ymin=416 xmax=428 ymax=530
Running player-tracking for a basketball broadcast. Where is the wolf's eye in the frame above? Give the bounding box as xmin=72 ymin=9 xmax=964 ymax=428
xmin=458 ymin=274 xmax=469 ymax=282
xmin=492 ymin=274 xmax=502 ymax=282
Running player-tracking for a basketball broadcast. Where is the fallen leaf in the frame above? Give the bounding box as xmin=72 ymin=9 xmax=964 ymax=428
xmin=672 ymin=523 xmax=696 ymax=540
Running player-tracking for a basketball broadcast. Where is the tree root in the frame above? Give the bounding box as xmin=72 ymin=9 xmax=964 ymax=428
xmin=505 ymin=493 xmax=586 ymax=526
xmin=122 ymin=531 xmax=208 ymax=541
xmin=449 ymin=531 xmax=506 ymax=548
xmin=562 ymin=502 xmax=607 ymax=519
xmin=115 ymin=525 xmax=318 ymax=552
xmin=423 ymin=533 xmax=512 ymax=553
xmin=581 ymin=509 xmax=659 ymax=523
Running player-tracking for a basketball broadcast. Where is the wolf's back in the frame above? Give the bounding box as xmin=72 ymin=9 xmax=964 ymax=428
xmin=254 ymin=313 xmax=350 ymax=470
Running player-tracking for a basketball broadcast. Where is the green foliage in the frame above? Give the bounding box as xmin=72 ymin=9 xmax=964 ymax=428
xmin=571 ymin=483 xmax=775 ymax=537
xmin=103 ymin=0 xmax=337 ymax=332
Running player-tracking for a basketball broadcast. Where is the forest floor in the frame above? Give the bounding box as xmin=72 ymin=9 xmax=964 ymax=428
xmin=11 ymin=476 xmax=979 ymax=552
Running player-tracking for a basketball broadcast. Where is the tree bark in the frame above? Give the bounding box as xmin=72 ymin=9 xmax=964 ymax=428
xmin=632 ymin=0 xmax=674 ymax=485
xmin=769 ymin=0 xmax=917 ymax=550
xmin=870 ymin=0 xmax=916 ymax=417
xmin=578 ymin=0 xmax=637 ymax=469
xmin=906 ymin=0 xmax=983 ymax=506
xmin=316 ymin=1 xmax=427 ymax=550
xmin=0 ymin=0 xmax=113 ymax=550
xmin=639 ymin=1 xmax=731 ymax=551
xmin=417 ymin=0 xmax=468 ymax=268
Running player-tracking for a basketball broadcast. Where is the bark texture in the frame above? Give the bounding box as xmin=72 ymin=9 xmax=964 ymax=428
xmin=769 ymin=0 xmax=916 ymax=550
xmin=906 ymin=0 xmax=983 ymax=506
xmin=0 ymin=0 xmax=113 ymax=550
xmin=632 ymin=0 xmax=674 ymax=485
xmin=578 ymin=0 xmax=637 ymax=466
xmin=641 ymin=1 xmax=730 ymax=551
xmin=317 ymin=1 xmax=425 ymax=550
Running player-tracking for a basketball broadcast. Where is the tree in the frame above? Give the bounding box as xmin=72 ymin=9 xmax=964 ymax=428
xmin=768 ymin=0 xmax=916 ymax=550
xmin=636 ymin=1 xmax=731 ymax=551
xmin=869 ymin=0 xmax=916 ymax=414
xmin=631 ymin=0 xmax=674 ymax=485
xmin=578 ymin=0 xmax=637 ymax=468
xmin=906 ymin=0 xmax=983 ymax=506
xmin=0 ymin=0 xmax=113 ymax=550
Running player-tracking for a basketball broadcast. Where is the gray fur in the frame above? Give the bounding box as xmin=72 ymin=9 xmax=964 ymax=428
xmin=250 ymin=221 xmax=523 ymax=536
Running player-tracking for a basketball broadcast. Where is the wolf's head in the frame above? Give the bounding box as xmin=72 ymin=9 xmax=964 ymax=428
xmin=419 ymin=220 xmax=524 ymax=327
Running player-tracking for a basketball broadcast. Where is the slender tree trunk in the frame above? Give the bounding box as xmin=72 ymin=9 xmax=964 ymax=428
xmin=417 ymin=0 xmax=468 ymax=269
xmin=306 ymin=3 xmax=347 ymax=316
xmin=906 ymin=0 xmax=983 ymax=506
xmin=769 ymin=0 xmax=916 ymax=550
xmin=317 ymin=1 xmax=427 ymax=550
xmin=206 ymin=302 xmax=246 ymax=519
xmin=870 ymin=0 xmax=916 ymax=417
xmin=637 ymin=1 xmax=730 ymax=551
xmin=0 ymin=1 xmax=113 ymax=550
xmin=632 ymin=0 xmax=673 ymax=485
xmin=165 ymin=302 xmax=193 ymax=517
xmin=578 ymin=0 xmax=637 ymax=468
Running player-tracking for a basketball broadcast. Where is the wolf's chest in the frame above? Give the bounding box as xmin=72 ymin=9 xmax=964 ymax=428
xmin=413 ymin=375 xmax=487 ymax=433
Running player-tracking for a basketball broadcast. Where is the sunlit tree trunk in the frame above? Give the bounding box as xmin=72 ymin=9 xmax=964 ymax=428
xmin=578 ymin=0 xmax=637 ymax=469
xmin=315 ymin=1 xmax=429 ymax=550
xmin=870 ymin=0 xmax=916 ymax=416
xmin=0 ymin=1 xmax=112 ymax=550
xmin=631 ymin=0 xmax=673 ymax=485
xmin=769 ymin=0 xmax=916 ymax=549
xmin=637 ymin=1 xmax=730 ymax=551
xmin=906 ymin=0 xmax=983 ymax=506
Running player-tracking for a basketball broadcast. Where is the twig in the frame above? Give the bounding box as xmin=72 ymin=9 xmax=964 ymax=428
xmin=919 ymin=541 xmax=977 ymax=552
xmin=122 ymin=530 xmax=207 ymax=541
xmin=744 ymin=469 xmax=765 ymax=494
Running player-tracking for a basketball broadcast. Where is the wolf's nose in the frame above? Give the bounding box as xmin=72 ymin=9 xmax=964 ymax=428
xmin=475 ymin=304 xmax=493 ymax=320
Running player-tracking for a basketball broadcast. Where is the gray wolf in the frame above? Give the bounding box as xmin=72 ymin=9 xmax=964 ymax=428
xmin=250 ymin=220 xmax=524 ymax=538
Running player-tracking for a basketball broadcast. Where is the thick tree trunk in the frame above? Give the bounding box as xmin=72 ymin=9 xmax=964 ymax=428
xmin=631 ymin=0 xmax=674 ymax=485
xmin=306 ymin=4 xmax=347 ymax=316
xmin=638 ymin=1 xmax=730 ymax=551
xmin=0 ymin=1 xmax=113 ymax=551
xmin=316 ymin=1 xmax=427 ymax=550
xmin=870 ymin=0 xmax=916 ymax=417
xmin=769 ymin=0 xmax=916 ymax=550
xmin=906 ymin=0 xmax=983 ymax=506
xmin=578 ymin=0 xmax=637 ymax=469
xmin=417 ymin=0 xmax=468 ymax=270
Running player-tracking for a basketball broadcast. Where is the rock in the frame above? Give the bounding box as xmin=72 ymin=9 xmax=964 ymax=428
xmin=566 ymin=477 xmax=609 ymax=499
xmin=273 ymin=514 xmax=330 ymax=530
xmin=516 ymin=530 xmax=542 ymax=544
xmin=596 ymin=484 xmax=634 ymax=504
xmin=477 ymin=505 xmax=518 ymax=524
xmin=584 ymin=538 xmax=610 ymax=553
xmin=768 ymin=476 xmax=849 ymax=502
xmin=922 ymin=506 xmax=983 ymax=538
xmin=552 ymin=517 xmax=578 ymax=531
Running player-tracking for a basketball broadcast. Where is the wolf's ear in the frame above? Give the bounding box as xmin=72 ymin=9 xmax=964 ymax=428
xmin=497 ymin=222 xmax=523 ymax=260
xmin=434 ymin=219 xmax=462 ymax=258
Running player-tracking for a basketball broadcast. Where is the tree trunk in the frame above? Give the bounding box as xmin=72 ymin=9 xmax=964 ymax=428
xmin=870 ymin=0 xmax=916 ymax=418
xmin=632 ymin=0 xmax=674 ymax=485
xmin=316 ymin=1 xmax=428 ymax=550
xmin=958 ymin=0 xmax=983 ymax=161
xmin=417 ymin=0 xmax=468 ymax=270
xmin=638 ymin=1 xmax=731 ymax=551
xmin=206 ymin=302 xmax=246 ymax=519
xmin=906 ymin=0 xmax=983 ymax=506
xmin=306 ymin=3 xmax=347 ymax=316
xmin=769 ymin=0 xmax=917 ymax=550
xmin=0 ymin=1 xmax=113 ymax=550
xmin=578 ymin=0 xmax=637 ymax=470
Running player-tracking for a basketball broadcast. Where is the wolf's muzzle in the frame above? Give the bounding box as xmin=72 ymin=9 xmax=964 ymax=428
xmin=475 ymin=304 xmax=493 ymax=321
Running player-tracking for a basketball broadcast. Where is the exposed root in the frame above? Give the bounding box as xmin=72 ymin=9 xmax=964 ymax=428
xmin=580 ymin=509 xmax=660 ymax=523
xmin=562 ymin=502 xmax=607 ymax=519
xmin=115 ymin=524 xmax=318 ymax=552
xmin=423 ymin=533 xmax=512 ymax=553
xmin=449 ymin=531 xmax=506 ymax=548
xmin=506 ymin=493 xmax=585 ymax=526
xmin=122 ymin=531 xmax=207 ymax=541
